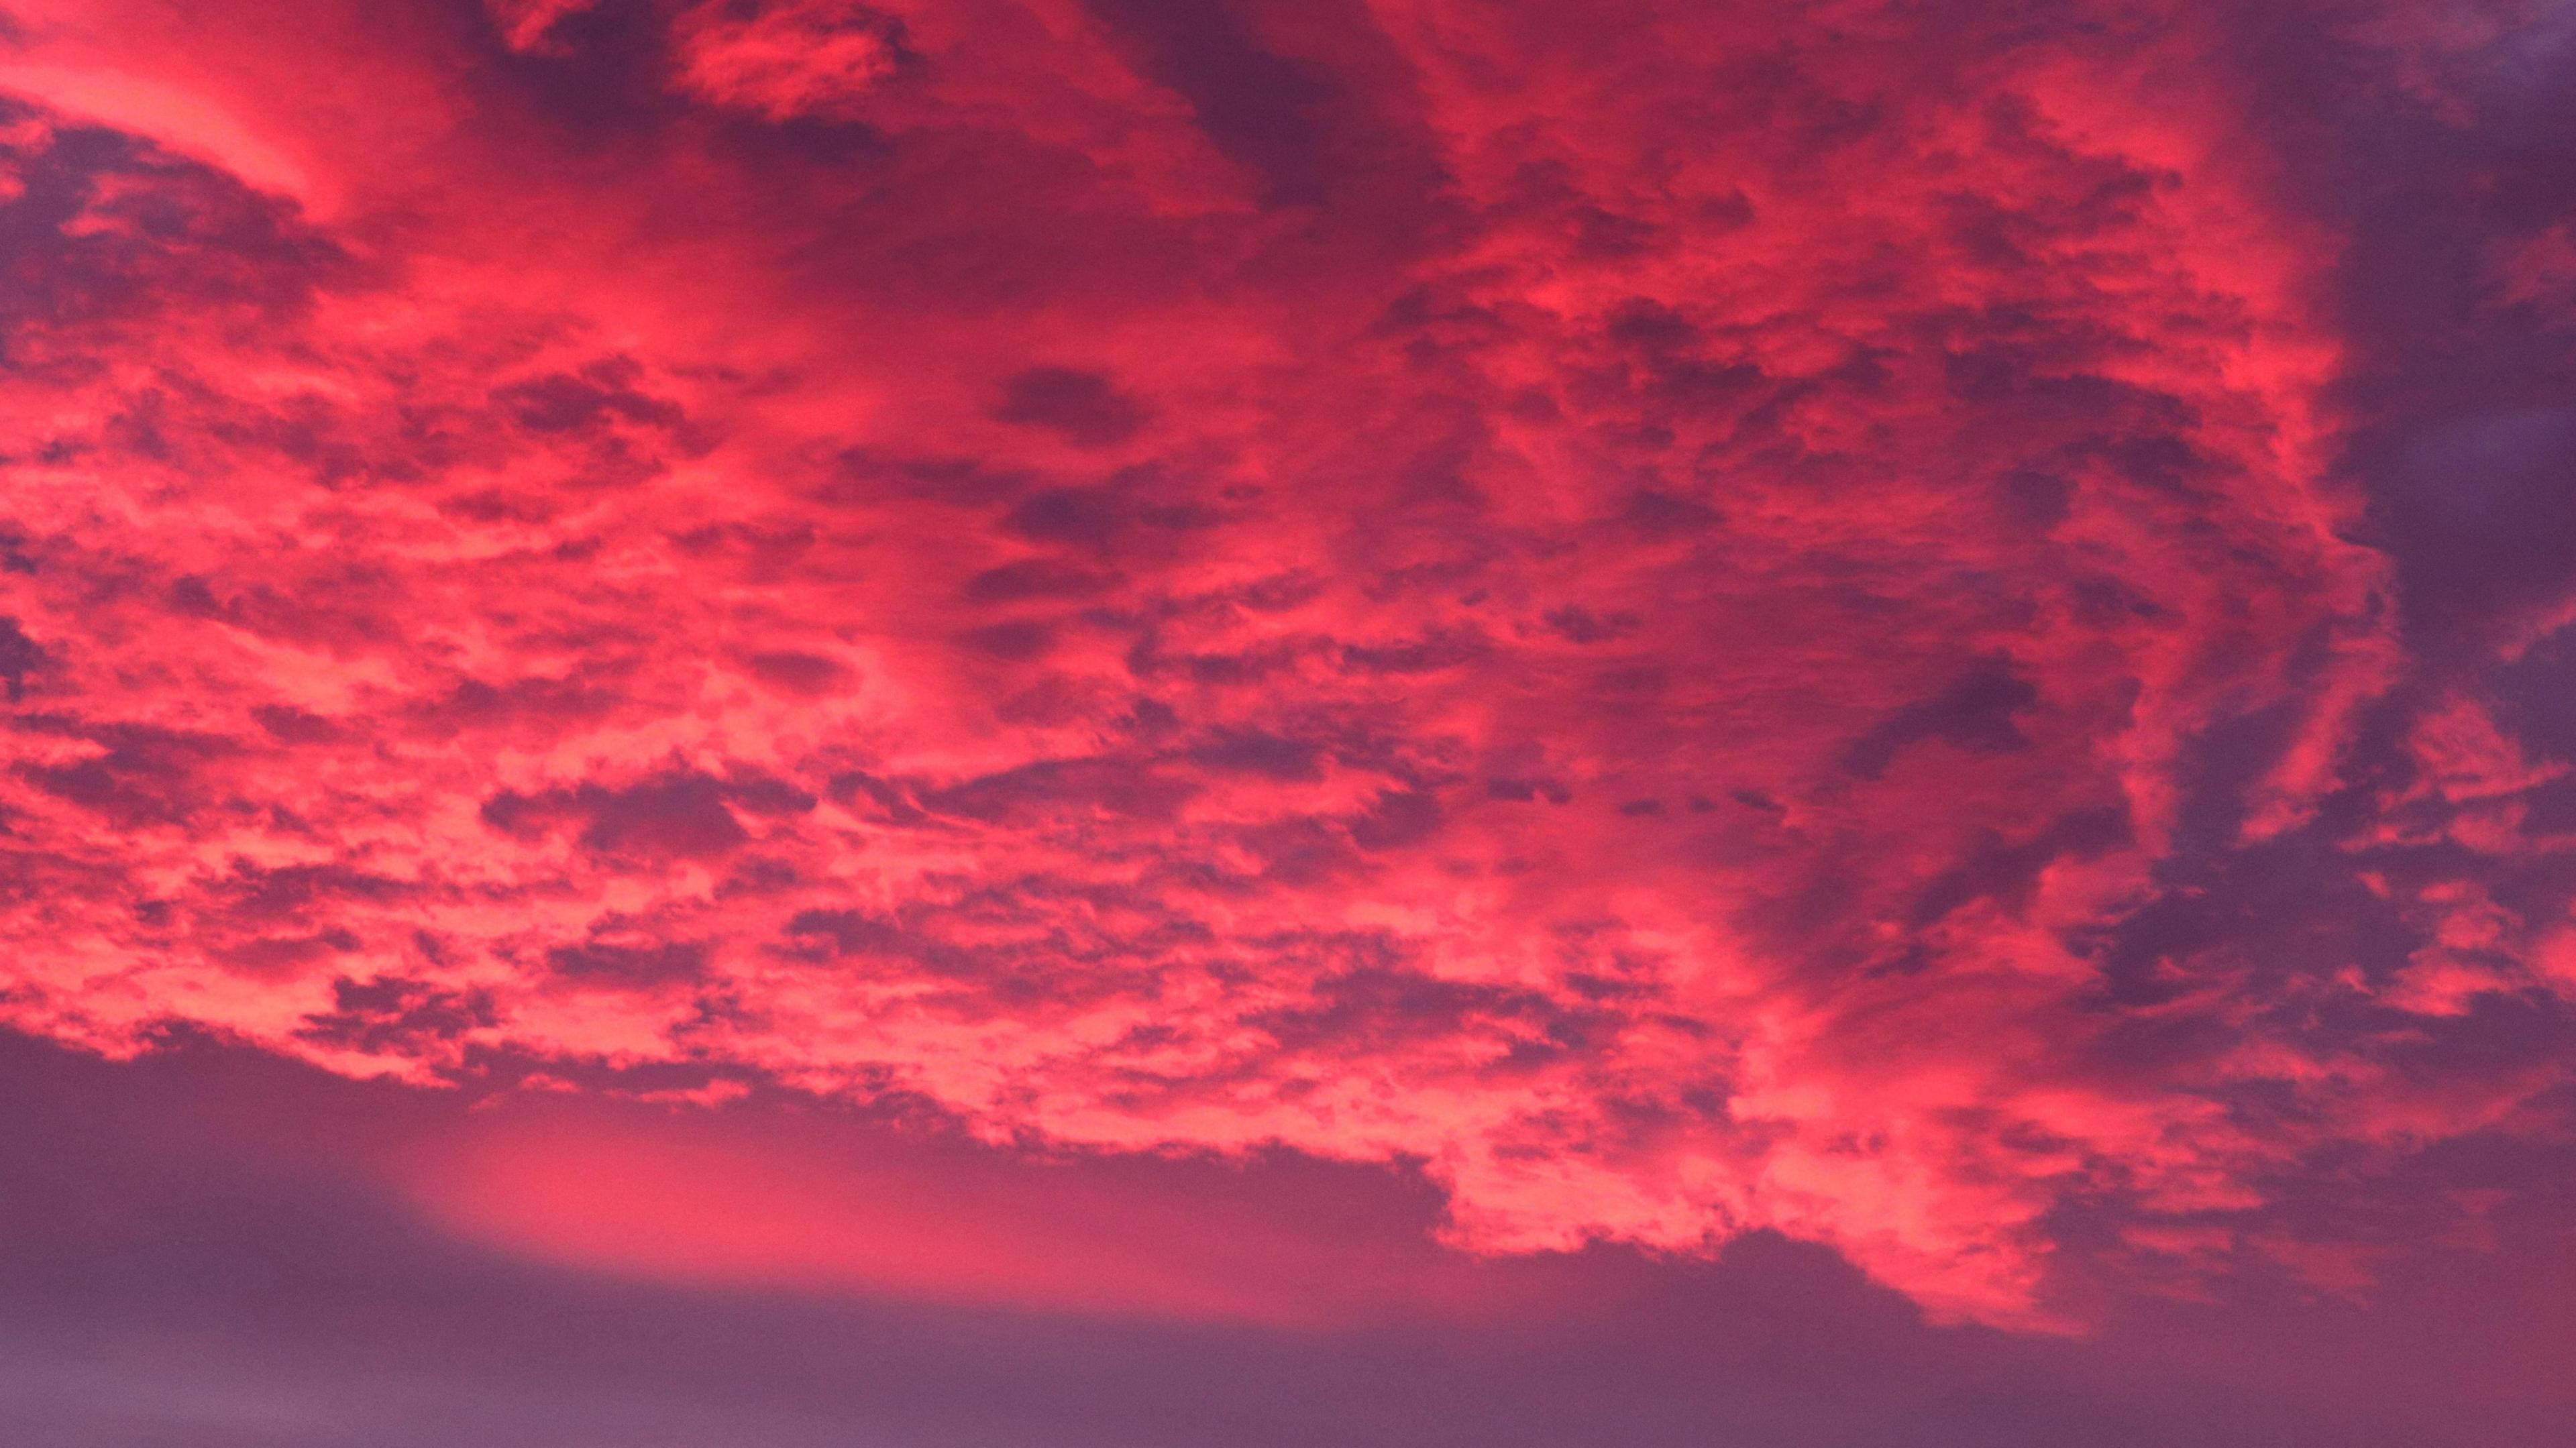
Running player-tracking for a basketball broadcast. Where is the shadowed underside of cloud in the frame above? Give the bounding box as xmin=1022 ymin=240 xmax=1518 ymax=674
xmin=15 ymin=1027 xmax=2576 ymax=1448
xmin=1 ymin=0 xmax=2573 ymax=1331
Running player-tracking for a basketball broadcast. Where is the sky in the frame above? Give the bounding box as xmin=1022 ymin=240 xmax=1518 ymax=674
xmin=1 ymin=0 xmax=2573 ymax=1442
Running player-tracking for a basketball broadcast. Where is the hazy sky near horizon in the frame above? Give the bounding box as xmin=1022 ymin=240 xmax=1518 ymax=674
xmin=3 ymin=0 xmax=2575 ymax=1441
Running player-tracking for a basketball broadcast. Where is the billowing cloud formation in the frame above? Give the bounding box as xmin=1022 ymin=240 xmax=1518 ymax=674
xmin=2 ymin=0 xmax=2573 ymax=1328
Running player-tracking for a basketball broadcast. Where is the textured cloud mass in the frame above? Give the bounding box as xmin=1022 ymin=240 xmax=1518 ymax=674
xmin=3 ymin=0 xmax=2574 ymax=1329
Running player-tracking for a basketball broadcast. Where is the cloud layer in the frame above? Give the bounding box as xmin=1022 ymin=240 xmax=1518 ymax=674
xmin=3 ymin=0 xmax=2574 ymax=1327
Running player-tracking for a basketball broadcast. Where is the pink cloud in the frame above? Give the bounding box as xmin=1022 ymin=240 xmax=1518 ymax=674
xmin=669 ymin=0 xmax=906 ymax=119
xmin=0 ymin=0 xmax=2571 ymax=1333
xmin=398 ymin=1096 xmax=1564 ymax=1325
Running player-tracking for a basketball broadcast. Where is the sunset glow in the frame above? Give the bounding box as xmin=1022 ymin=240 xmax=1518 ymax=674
xmin=5 ymin=1 xmax=2576 ymax=1443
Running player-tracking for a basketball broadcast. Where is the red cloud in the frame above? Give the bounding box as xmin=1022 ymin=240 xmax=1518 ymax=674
xmin=399 ymin=1097 xmax=1559 ymax=1326
xmin=669 ymin=0 xmax=907 ymax=119
xmin=1 ymin=0 xmax=2570 ymax=1331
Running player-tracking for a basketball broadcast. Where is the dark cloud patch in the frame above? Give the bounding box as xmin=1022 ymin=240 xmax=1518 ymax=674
xmin=784 ymin=907 xmax=908 ymax=958
xmin=417 ymin=671 xmax=624 ymax=736
xmin=218 ymin=863 xmax=408 ymax=926
xmin=252 ymin=704 xmax=346 ymax=744
xmin=1839 ymin=663 xmax=2041 ymax=780
xmin=826 ymin=769 xmax=928 ymax=825
xmin=0 ymin=618 xmax=44 ymax=702
xmin=545 ymin=938 xmax=707 ymax=989
xmin=1621 ymin=490 xmax=1721 ymax=537
xmin=10 ymin=722 xmax=230 ymax=828
xmin=1082 ymin=0 xmax=1460 ymax=254
xmin=492 ymin=357 xmax=688 ymax=435
xmin=0 ymin=104 xmax=351 ymax=361
xmin=2243 ymin=6 xmax=2576 ymax=647
xmin=1078 ymin=0 xmax=1343 ymax=210
xmin=997 ymin=486 xmax=1121 ymax=547
xmin=957 ymin=618 xmax=1058 ymax=660
xmin=223 ymin=930 xmax=362 ymax=979
xmin=741 ymin=649 xmax=851 ymax=695
xmin=482 ymin=772 xmax=811 ymax=860
xmin=1189 ymin=727 xmax=1326 ymax=781
xmin=574 ymin=776 xmax=749 ymax=857
xmin=11 ymin=1027 xmax=2576 ymax=1448
xmin=1338 ymin=626 xmax=1487 ymax=675
xmin=1908 ymin=806 xmax=2131 ymax=929
xmin=963 ymin=557 xmax=1120 ymax=604
xmin=460 ymin=0 xmax=691 ymax=138
xmin=1252 ymin=963 xmax=1578 ymax=1060
xmin=1543 ymin=605 xmax=1639 ymax=645
xmin=1346 ymin=789 xmax=1441 ymax=850
xmin=991 ymin=366 xmax=1150 ymax=447
xmin=998 ymin=482 xmax=1213 ymax=554
xmin=918 ymin=757 xmax=1197 ymax=824
xmin=2362 ymin=408 xmax=2576 ymax=645
xmin=298 ymin=975 xmax=497 ymax=1055
xmin=2080 ymin=831 xmax=2414 ymax=1011
xmin=722 ymin=772 xmax=818 ymax=818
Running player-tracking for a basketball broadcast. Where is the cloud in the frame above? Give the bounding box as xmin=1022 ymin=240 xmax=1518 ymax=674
xmin=0 ymin=0 xmax=2571 ymax=1331
xmin=399 ymin=1099 xmax=1547 ymax=1326
xmin=667 ymin=0 xmax=909 ymax=119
